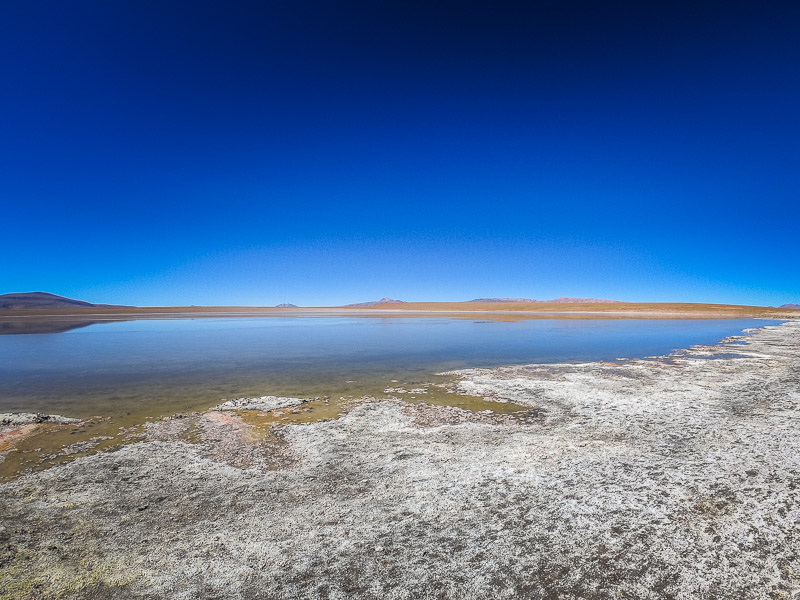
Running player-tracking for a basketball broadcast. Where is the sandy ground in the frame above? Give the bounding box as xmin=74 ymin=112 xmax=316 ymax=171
xmin=1 ymin=322 xmax=799 ymax=599
xmin=0 ymin=301 xmax=796 ymax=327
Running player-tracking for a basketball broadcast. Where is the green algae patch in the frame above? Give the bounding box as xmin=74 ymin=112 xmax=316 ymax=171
xmin=236 ymin=397 xmax=346 ymax=430
xmin=0 ymin=418 xmax=146 ymax=483
xmin=175 ymin=416 xmax=205 ymax=445
xmin=392 ymin=385 xmax=532 ymax=415
xmin=234 ymin=389 xmax=533 ymax=434
xmin=0 ymin=549 xmax=136 ymax=600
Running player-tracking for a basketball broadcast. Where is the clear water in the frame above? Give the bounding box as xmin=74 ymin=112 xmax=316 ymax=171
xmin=0 ymin=316 xmax=770 ymax=419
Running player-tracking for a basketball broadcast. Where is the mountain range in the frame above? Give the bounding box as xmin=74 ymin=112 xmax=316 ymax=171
xmin=468 ymin=297 xmax=623 ymax=303
xmin=780 ymin=304 xmax=800 ymax=309
xmin=342 ymin=297 xmax=406 ymax=307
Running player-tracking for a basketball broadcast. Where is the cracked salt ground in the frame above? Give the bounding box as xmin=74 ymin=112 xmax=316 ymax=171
xmin=1 ymin=321 xmax=799 ymax=599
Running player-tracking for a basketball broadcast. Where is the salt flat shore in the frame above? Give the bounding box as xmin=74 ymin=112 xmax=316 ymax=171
xmin=1 ymin=321 xmax=799 ymax=599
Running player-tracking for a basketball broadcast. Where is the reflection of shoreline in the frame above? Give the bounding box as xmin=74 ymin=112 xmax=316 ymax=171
xmin=0 ymin=309 xmax=794 ymax=334
xmin=0 ymin=319 xmax=132 ymax=335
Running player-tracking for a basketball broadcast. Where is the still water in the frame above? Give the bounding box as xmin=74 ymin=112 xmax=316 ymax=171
xmin=0 ymin=316 xmax=769 ymax=419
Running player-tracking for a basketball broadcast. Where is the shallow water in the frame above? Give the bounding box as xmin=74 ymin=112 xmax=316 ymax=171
xmin=0 ymin=316 xmax=777 ymax=481
xmin=0 ymin=316 xmax=772 ymax=419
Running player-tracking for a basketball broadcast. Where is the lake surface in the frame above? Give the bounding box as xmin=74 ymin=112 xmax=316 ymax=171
xmin=0 ymin=316 xmax=772 ymax=420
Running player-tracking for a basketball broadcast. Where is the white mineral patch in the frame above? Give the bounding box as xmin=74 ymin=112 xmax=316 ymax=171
xmin=0 ymin=412 xmax=81 ymax=428
xmin=213 ymin=396 xmax=313 ymax=412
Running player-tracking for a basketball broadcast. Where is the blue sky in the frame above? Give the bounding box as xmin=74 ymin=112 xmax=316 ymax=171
xmin=2 ymin=1 xmax=798 ymax=306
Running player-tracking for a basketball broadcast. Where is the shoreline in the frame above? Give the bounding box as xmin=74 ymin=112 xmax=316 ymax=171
xmin=1 ymin=305 xmax=795 ymax=336
xmin=1 ymin=300 xmax=797 ymax=322
xmin=1 ymin=320 xmax=799 ymax=598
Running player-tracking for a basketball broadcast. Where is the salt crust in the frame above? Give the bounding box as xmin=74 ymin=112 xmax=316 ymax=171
xmin=214 ymin=396 xmax=313 ymax=412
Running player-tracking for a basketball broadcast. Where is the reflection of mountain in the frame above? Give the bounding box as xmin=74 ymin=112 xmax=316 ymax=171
xmin=0 ymin=319 xmax=115 ymax=335
xmin=0 ymin=291 xmax=128 ymax=310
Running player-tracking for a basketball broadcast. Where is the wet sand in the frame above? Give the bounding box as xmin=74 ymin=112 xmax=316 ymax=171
xmin=1 ymin=321 xmax=799 ymax=599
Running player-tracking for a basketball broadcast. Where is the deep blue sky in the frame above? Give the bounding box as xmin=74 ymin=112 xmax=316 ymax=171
xmin=2 ymin=1 xmax=798 ymax=306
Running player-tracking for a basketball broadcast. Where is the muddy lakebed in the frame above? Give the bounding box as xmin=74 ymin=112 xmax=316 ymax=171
xmin=1 ymin=316 xmax=799 ymax=598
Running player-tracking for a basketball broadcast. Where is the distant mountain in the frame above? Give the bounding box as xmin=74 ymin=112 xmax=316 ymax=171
xmin=469 ymin=298 xmax=535 ymax=303
xmin=468 ymin=297 xmax=623 ymax=304
xmin=547 ymin=297 xmax=624 ymax=303
xmin=275 ymin=303 xmax=298 ymax=308
xmin=780 ymin=303 xmax=800 ymax=310
xmin=344 ymin=297 xmax=406 ymax=307
xmin=0 ymin=292 xmax=126 ymax=310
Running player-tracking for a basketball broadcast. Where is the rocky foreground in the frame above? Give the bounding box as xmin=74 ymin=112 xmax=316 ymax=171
xmin=1 ymin=321 xmax=799 ymax=599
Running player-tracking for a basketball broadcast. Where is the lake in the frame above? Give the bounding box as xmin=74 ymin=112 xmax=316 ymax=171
xmin=0 ymin=315 xmax=772 ymax=420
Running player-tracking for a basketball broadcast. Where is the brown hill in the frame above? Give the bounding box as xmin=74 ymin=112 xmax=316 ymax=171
xmin=0 ymin=292 xmax=126 ymax=310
